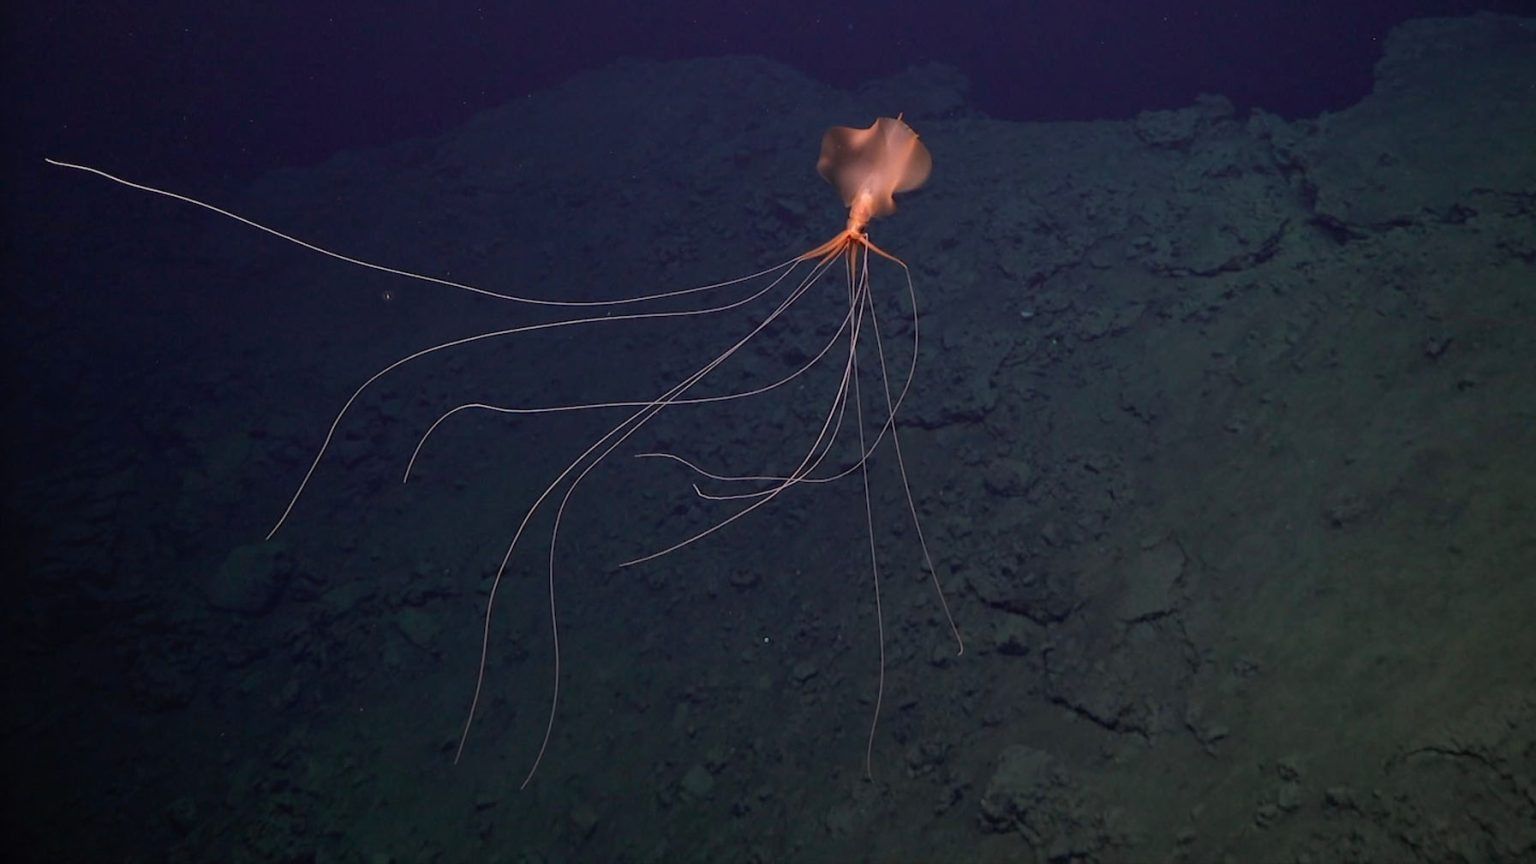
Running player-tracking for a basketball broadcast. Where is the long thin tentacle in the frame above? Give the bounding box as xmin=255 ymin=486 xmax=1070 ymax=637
xmin=45 ymin=158 xmax=798 ymax=308
xmin=455 ymin=245 xmax=845 ymax=785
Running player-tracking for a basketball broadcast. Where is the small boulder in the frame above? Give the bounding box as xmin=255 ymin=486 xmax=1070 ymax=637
xmin=206 ymin=541 xmax=288 ymax=613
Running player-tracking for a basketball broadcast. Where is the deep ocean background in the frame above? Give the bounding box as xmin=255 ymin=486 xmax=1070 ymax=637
xmin=4 ymin=2 xmax=1535 ymax=862
xmin=6 ymin=0 xmax=1531 ymax=181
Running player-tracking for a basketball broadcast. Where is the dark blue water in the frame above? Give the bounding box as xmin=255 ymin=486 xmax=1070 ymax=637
xmin=9 ymin=0 xmax=1528 ymax=180
xmin=5 ymin=3 xmax=1534 ymax=862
